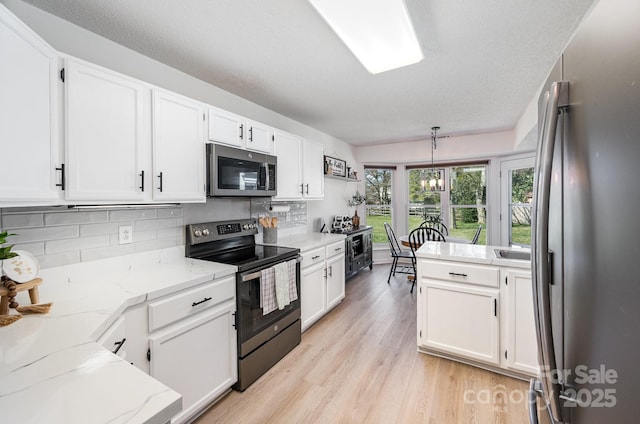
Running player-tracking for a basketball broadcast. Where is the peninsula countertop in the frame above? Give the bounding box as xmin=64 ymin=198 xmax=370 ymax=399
xmin=415 ymin=241 xmax=532 ymax=269
xmin=0 ymin=246 xmax=236 ymax=424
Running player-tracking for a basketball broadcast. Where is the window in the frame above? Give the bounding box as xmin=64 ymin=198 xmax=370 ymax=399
xmin=500 ymin=157 xmax=535 ymax=247
xmin=449 ymin=165 xmax=487 ymax=244
xmin=407 ymin=163 xmax=488 ymax=244
xmin=364 ymin=167 xmax=393 ymax=244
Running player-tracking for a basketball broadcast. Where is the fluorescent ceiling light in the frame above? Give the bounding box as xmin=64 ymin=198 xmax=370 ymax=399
xmin=309 ymin=0 xmax=423 ymax=74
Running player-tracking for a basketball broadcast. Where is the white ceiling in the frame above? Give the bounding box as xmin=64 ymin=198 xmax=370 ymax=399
xmin=21 ymin=0 xmax=597 ymax=146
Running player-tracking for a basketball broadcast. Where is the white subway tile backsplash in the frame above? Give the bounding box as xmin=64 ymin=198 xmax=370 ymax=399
xmin=109 ymin=209 xmax=157 ymax=222
xmin=45 ymin=211 xmax=109 ymax=226
xmin=157 ymin=207 xmax=183 ymax=218
xmin=80 ymin=222 xmax=121 ymax=237
xmin=1 ymin=213 xmax=44 ymax=229
xmin=10 ymin=225 xmax=79 ymax=244
xmin=46 ymin=235 xmax=110 ymax=254
xmin=1 ymin=205 xmax=185 ymax=269
xmin=12 ymin=242 xmax=45 ymax=256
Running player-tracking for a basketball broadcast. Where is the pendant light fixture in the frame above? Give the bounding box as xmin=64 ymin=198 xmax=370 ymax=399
xmin=428 ymin=126 xmax=444 ymax=191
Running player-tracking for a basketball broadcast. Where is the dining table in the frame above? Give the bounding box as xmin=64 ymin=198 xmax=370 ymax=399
xmin=398 ymin=234 xmax=471 ymax=248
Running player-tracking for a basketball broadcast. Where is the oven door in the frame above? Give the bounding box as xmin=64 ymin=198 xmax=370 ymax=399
xmin=207 ymin=143 xmax=277 ymax=197
xmin=236 ymin=257 xmax=301 ymax=358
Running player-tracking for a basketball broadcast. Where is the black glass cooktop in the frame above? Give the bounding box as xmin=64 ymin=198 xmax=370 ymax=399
xmin=199 ymin=244 xmax=299 ymax=273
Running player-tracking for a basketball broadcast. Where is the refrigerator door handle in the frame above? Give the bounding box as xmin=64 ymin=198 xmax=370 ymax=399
xmin=532 ymin=80 xmax=569 ymax=424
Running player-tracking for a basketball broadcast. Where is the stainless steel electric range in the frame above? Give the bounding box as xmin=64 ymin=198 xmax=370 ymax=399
xmin=185 ymin=218 xmax=301 ymax=391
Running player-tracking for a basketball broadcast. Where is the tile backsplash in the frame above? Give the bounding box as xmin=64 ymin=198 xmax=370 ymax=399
xmin=0 ymin=206 xmax=184 ymax=268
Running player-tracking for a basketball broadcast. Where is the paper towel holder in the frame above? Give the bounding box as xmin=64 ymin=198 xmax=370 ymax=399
xmin=269 ymin=203 xmax=290 ymax=213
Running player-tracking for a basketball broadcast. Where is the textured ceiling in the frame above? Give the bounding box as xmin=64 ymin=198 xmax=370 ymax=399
xmin=21 ymin=0 xmax=597 ymax=145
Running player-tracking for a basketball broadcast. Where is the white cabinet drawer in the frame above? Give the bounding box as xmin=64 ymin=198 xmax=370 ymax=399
xmin=148 ymin=275 xmax=235 ymax=332
xmin=301 ymin=247 xmax=325 ymax=269
xmin=97 ymin=316 xmax=127 ymax=358
xmin=419 ymin=259 xmax=499 ymax=288
xmin=326 ymin=240 xmax=345 ymax=258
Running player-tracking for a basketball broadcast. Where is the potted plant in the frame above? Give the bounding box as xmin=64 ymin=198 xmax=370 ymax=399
xmin=0 ymin=231 xmax=18 ymax=277
xmin=347 ymin=191 xmax=366 ymax=228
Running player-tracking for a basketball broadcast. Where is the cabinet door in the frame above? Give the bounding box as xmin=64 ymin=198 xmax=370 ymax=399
xmin=65 ymin=60 xmax=147 ymax=201
xmin=152 ymin=89 xmax=205 ymax=202
xmin=97 ymin=316 xmax=127 ymax=360
xmin=245 ymin=119 xmax=272 ymax=153
xmin=207 ymin=106 xmax=243 ymax=147
xmin=504 ymin=269 xmax=539 ymax=375
xmin=150 ymin=301 xmax=237 ymax=424
xmin=418 ymin=280 xmax=500 ymax=365
xmin=273 ymin=130 xmax=302 ymax=200
xmin=301 ymin=139 xmax=324 ymax=199
xmin=326 ymin=254 xmax=345 ymax=310
xmin=0 ymin=6 xmax=60 ymax=203
xmin=301 ymin=262 xmax=327 ymax=332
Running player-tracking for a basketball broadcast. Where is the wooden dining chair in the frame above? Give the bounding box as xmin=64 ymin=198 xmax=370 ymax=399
xmin=407 ymin=226 xmax=446 ymax=293
xmin=471 ymin=224 xmax=483 ymax=244
xmin=383 ymin=223 xmax=414 ymax=285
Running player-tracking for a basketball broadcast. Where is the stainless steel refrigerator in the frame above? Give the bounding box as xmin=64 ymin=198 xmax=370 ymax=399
xmin=530 ymin=0 xmax=640 ymax=422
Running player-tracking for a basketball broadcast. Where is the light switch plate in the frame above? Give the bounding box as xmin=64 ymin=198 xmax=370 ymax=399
xmin=119 ymin=225 xmax=133 ymax=244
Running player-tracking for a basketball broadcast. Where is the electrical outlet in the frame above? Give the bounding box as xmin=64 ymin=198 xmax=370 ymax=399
xmin=119 ymin=226 xmax=133 ymax=244
xmin=286 ymin=212 xmax=291 ymax=221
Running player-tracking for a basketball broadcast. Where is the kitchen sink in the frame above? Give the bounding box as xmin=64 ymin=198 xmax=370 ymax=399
xmin=494 ymin=249 xmax=531 ymax=261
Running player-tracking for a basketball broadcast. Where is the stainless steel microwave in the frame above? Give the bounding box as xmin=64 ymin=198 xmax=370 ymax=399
xmin=206 ymin=144 xmax=277 ymax=197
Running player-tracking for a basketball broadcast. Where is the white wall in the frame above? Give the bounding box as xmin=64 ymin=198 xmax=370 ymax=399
xmin=1 ymin=0 xmax=357 ymax=234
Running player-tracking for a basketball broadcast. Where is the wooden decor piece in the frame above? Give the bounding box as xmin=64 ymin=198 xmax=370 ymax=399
xmin=0 ymin=277 xmax=44 ymax=315
xmin=0 ymin=314 xmax=22 ymax=327
xmin=16 ymin=302 xmax=53 ymax=315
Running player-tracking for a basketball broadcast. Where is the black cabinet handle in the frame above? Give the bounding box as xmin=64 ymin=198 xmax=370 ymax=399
xmin=448 ymin=272 xmax=468 ymax=277
xmin=249 ymin=127 xmax=253 ymax=141
xmin=305 ymin=184 xmax=309 ymax=194
xmin=494 ymin=299 xmax=497 ymax=317
xmin=112 ymin=338 xmax=126 ymax=355
xmin=158 ymin=172 xmax=163 ymax=192
xmin=139 ymin=170 xmax=145 ymax=192
xmin=55 ymin=164 xmax=65 ymax=191
xmin=239 ymin=124 xmax=244 ymax=139
xmin=312 ymin=255 xmax=320 ymax=260
xmin=300 ymin=183 xmax=304 ymax=195
xmin=192 ymin=297 xmax=212 ymax=307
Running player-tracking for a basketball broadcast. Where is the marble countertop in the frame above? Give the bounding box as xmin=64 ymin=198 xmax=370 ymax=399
xmin=260 ymin=231 xmax=346 ymax=252
xmin=415 ymin=241 xmax=532 ymax=269
xmin=0 ymin=246 xmax=237 ymax=424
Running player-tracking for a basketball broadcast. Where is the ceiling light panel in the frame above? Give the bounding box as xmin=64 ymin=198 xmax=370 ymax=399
xmin=309 ymin=0 xmax=423 ymax=74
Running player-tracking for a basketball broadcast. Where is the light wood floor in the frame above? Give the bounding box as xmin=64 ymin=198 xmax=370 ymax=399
xmin=195 ymin=264 xmax=530 ymax=424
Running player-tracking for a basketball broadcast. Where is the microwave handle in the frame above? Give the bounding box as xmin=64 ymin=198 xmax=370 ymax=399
xmin=262 ymin=162 xmax=269 ymax=190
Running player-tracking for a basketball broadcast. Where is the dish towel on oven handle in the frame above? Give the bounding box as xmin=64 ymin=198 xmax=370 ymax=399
xmin=260 ymin=267 xmax=277 ymax=315
xmin=274 ymin=261 xmax=290 ymax=310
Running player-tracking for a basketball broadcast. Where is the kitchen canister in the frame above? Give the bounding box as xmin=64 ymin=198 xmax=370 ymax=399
xmin=263 ymin=227 xmax=277 ymax=243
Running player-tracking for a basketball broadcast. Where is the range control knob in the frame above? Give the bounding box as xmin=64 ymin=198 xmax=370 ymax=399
xmin=202 ymin=229 xmax=210 ymax=236
xmin=243 ymin=224 xmax=249 ymax=230
xmin=194 ymin=230 xmax=202 ymax=237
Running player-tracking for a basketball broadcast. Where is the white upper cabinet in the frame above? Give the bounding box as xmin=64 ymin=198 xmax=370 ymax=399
xmin=207 ymin=106 xmax=273 ymax=154
xmin=0 ymin=4 xmax=60 ymax=204
xmin=301 ymin=139 xmax=324 ymax=199
xmin=207 ymin=106 xmax=243 ymax=148
xmin=273 ymin=133 xmax=324 ymax=200
xmin=152 ymin=89 xmax=205 ymax=202
xmin=65 ymin=59 xmax=148 ymax=202
xmin=273 ymin=130 xmax=302 ymax=200
xmin=244 ymin=119 xmax=272 ymax=153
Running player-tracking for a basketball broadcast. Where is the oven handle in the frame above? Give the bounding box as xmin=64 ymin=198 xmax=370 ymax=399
xmin=240 ymin=256 xmax=302 ymax=282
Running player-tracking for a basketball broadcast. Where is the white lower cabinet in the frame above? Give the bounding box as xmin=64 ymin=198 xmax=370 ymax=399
xmin=300 ymin=241 xmax=346 ymax=332
xmin=503 ymin=269 xmax=539 ymax=375
xmin=97 ymin=316 xmax=128 ymax=360
xmin=149 ymin=301 xmax=237 ymax=424
xmin=417 ymin=258 xmax=538 ymax=378
xmin=418 ymin=280 xmax=500 ymax=366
